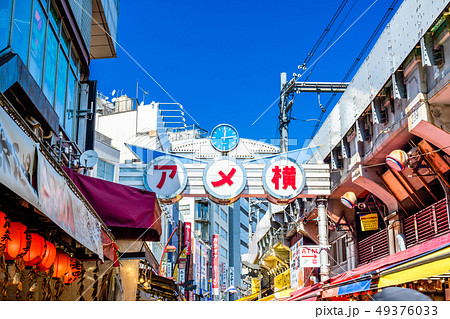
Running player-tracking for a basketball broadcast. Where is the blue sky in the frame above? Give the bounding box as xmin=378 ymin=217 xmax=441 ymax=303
xmin=90 ymin=0 xmax=401 ymax=150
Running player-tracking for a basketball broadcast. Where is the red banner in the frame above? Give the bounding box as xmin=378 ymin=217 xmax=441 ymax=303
xmin=185 ymin=222 xmax=191 ymax=256
xmin=212 ymin=234 xmax=219 ymax=295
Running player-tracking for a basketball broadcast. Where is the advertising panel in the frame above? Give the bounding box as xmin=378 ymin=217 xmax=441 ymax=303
xmin=185 ymin=222 xmax=191 ymax=255
xmin=290 ymin=237 xmax=304 ymax=291
xmin=212 ymin=234 xmax=219 ymax=295
xmin=274 ymin=269 xmax=290 ymax=292
xmin=360 ymin=213 xmax=379 ymax=231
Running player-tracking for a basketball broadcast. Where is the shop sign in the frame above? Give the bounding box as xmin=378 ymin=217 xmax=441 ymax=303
xmin=360 ymin=213 xmax=378 ymax=231
xmin=195 ymin=240 xmax=201 ymax=294
xmin=38 ymin=152 xmax=103 ymax=259
xmin=167 ymin=262 xmax=172 ymax=278
xmin=251 ymin=278 xmax=260 ymax=294
xmin=229 ymin=267 xmax=234 ymax=287
xmin=207 ymin=279 xmax=212 ymax=301
xmin=274 ymin=269 xmax=290 ymax=292
xmin=0 ymin=106 xmax=39 ymax=208
xmin=160 ymin=260 xmax=167 ymax=277
xmin=212 ymin=235 xmax=219 ymax=295
xmin=262 ymin=157 xmax=306 ymax=204
xmin=220 ymin=262 xmax=227 ymax=291
xmin=299 ymin=246 xmax=321 ymax=268
xmin=201 ymin=244 xmax=208 ymax=291
xmin=322 ymin=287 xmax=339 ymax=298
xmin=144 ymin=156 xmax=187 ymax=203
xmin=203 ymin=157 xmax=246 ymax=204
xmin=185 ymin=222 xmax=191 ymax=255
xmin=290 ymin=237 xmax=304 ymax=290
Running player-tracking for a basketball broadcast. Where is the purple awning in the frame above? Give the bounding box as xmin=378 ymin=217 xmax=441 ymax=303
xmin=63 ymin=167 xmax=162 ymax=241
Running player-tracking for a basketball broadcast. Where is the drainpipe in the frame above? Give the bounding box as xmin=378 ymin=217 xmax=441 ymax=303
xmin=317 ymin=197 xmax=330 ymax=282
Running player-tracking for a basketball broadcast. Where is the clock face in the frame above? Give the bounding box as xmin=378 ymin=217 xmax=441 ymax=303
xmin=210 ymin=124 xmax=240 ymax=152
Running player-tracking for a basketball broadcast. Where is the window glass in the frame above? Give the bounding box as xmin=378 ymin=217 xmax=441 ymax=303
xmin=43 ymin=26 xmax=57 ymax=104
xmin=220 ymin=208 xmax=227 ymax=223
xmin=220 ymin=246 xmax=227 ymax=259
xmin=70 ymin=45 xmax=77 ymax=72
xmin=55 ymin=48 xmax=68 ymax=123
xmin=49 ymin=2 xmax=59 ymax=32
xmin=29 ymin=0 xmax=47 ymax=86
xmin=64 ymin=70 xmax=76 ymax=138
xmin=215 ymin=222 xmax=219 ymax=234
xmin=0 ymin=0 xmax=12 ymax=51
xmin=97 ymin=160 xmax=114 ymax=182
xmin=61 ymin=27 xmax=69 ymax=53
xmin=220 ymin=227 xmax=227 ymax=240
xmin=11 ymin=0 xmax=32 ymax=65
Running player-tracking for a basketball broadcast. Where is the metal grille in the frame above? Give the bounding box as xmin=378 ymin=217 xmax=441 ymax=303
xmin=357 ymin=228 xmax=389 ymax=265
xmin=403 ymin=198 xmax=450 ymax=248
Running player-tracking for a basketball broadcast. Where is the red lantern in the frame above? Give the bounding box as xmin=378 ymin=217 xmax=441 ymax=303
xmin=36 ymin=240 xmax=56 ymax=271
xmin=63 ymin=258 xmax=82 ymax=284
xmin=52 ymin=251 xmax=70 ymax=278
xmin=5 ymin=222 xmax=30 ymax=260
xmin=0 ymin=210 xmax=10 ymax=246
xmin=23 ymin=233 xmax=46 ymax=266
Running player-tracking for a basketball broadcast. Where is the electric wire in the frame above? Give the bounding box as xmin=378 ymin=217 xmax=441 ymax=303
xmin=308 ymin=0 xmax=400 ymax=140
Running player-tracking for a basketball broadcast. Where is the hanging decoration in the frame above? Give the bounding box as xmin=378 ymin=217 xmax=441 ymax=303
xmin=63 ymin=258 xmax=82 ymax=284
xmin=26 ymin=270 xmax=39 ymax=301
xmin=5 ymin=222 xmax=31 ymax=260
xmin=77 ymin=264 xmax=86 ymax=301
xmin=386 ymin=149 xmax=408 ymax=171
xmin=340 ymin=191 xmax=357 ymax=209
xmin=52 ymin=251 xmax=70 ymax=278
xmin=36 ymin=240 xmax=56 ymax=271
xmin=14 ymin=259 xmax=26 ymax=300
xmin=23 ymin=233 xmax=46 ymax=266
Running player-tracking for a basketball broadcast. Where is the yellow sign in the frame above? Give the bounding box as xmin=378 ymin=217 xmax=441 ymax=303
xmin=251 ymin=278 xmax=260 ymax=294
xmin=360 ymin=213 xmax=378 ymax=231
xmin=274 ymin=269 xmax=290 ymax=292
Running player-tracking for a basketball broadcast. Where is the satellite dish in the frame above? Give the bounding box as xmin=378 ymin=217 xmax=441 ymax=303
xmin=79 ymin=150 xmax=99 ymax=168
xmin=111 ymin=89 xmax=116 ymax=96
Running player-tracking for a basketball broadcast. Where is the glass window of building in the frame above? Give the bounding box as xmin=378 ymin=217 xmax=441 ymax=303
xmin=43 ymin=26 xmax=58 ymax=104
xmin=215 ymin=222 xmax=219 ymax=234
xmin=220 ymin=208 xmax=227 ymax=223
xmin=179 ymin=204 xmax=190 ymax=215
xmin=220 ymin=227 xmax=227 ymax=240
xmin=0 ymin=0 xmax=12 ymax=51
xmin=194 ymin=222 xmax=209 ymax=242
xmin=29 ymin=0 xmax=47 ymax=86
xmin=97 ymin=159 xmax=114 ymax=182
xmin=55 ymin=47 xmax=68 ymax=123
xmin=11 ymin=0 xmax=32 ymax=65
xmin=220 ymin=246 xmax=227 ymax=259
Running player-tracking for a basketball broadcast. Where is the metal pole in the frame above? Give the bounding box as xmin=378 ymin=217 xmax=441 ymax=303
xmin=317 ymin=197 xmax=330 ymax=282
xmin=158 ymin=227 xmax=178 ymax=276
xmin=279 ymin=73 xmax=289 ymax=153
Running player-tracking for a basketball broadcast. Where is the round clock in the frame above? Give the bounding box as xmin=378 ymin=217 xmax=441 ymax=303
xmin=210 ymin=124 xmax=240 ymax=152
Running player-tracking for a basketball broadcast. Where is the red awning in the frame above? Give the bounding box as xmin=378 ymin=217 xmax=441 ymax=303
xmin=329 ymin=232 xmax=450 ymax=285
xmin=286 ymin=283 xmax=322 ymax=301
xmin=63 ymin=167 xmax=162 ymax=241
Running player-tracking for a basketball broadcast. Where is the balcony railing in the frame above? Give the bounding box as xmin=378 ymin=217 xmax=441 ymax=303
xmin=357 ymin=228 xmax=389 ymax=265
xmin=403 ymin=198 xmax=450 ymax=248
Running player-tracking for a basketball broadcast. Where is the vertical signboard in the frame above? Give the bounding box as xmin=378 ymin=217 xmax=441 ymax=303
xmin=195 ymin=240 xmax=201 ymax=295
xmin=220 ymin=262 xmax=227 ymax=291
xmin=290 ymin=237 xmax=304 ymax=291
xmin=229 ymin=267 xmax=235 ymax=288
xmin=212 ymin=234 xmax=219 ymax=295
xmin=185 ymin=222 xmax=191 ymax=255
xmin=201 ymin=244 xmax=207 ymax=292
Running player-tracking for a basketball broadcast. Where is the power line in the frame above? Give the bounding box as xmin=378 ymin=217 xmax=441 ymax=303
xmin=308 ymin=0 xmax=400 ymax=140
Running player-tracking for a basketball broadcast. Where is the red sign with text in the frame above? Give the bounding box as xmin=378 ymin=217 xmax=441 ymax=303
xmin=212 ymin=234 xmax=219 ymax=295
xmin=185 ymin=222 xmax=191 ymax=256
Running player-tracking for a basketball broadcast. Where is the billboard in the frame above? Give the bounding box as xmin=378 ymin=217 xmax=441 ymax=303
xmin=212 ymin=234 xmax=219 ymax=295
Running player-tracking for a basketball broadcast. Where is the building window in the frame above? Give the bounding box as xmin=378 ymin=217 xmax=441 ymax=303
xmin=215 ymin=222 xmax=219 ymax=234
xmin=220 ymin=208 xmax=227 ymax=223
xmin=0 ymin=0 xmax=12 ymax=52
xmin=11 ymin=0 xmax=32 ymax=65
xmin=29 ymin=0 xmax=47 ymax=86
xmin=330 ymin=236 xmax=347 ymax=266
xmin=220 ymin=245 xmax=227 ymax=259
xmin=194 ymin=222 xmax=209 ymax=243
xmin=195 ymin=201 xmax=208 ymax=220
xmin=179 ymin=204 xmax=190 ymax=215
xmin=97 ymin=159 xmax=114 ymax=182
xmin=220 ymin=227 xmax=227 ymax=240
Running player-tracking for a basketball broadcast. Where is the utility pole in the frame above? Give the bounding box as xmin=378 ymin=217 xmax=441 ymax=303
xmin=278 ymin=74 xmax=349 ymax=153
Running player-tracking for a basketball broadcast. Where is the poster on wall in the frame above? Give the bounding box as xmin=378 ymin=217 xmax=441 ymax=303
xmin=360 ymin=213 xmax=379 ymax=231
xmin=38 ymin=152 xmax=103 ymax=259
xmin=0 ymin=106 xmax=39 ymax=208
